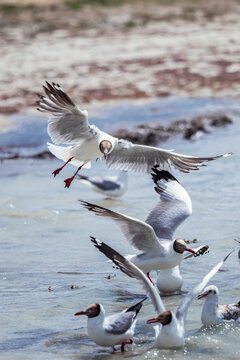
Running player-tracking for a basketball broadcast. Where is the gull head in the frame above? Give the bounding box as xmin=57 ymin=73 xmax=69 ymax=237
xmin=99 ymin=140 xmax=113 ymax=158
xmin=173 ymin=239 xmax=196 ymax=255
xmin=197 ymin=285 xmax=219 ymax=300
xmin=147 ymin=310 xmax=172 ymax=326
xmin=74 ymin=303 xmax=101 ymax=318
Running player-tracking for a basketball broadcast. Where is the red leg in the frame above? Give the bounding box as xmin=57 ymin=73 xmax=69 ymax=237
xmin=52 ymin=157 xmax=74 ymax=177
xmin=121 ymin=339 xmax=133 ymax=352
xmin=147 ymin=272 xmax=154 ymax=285
xmin=64 ymin=162 xmax=87 ymax=188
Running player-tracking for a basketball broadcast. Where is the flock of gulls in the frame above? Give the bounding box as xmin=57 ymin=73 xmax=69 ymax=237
xmin=37 ymin=82 xmax=240 ymax=352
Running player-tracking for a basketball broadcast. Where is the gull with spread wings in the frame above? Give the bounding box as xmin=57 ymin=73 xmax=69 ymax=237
xmin=37 ymin=82 xmax=231 ymax=188
xmin=80 ymin=167 xmax=200 ymax=283
xmin=91 ymin=237 xmax=235 ymax=349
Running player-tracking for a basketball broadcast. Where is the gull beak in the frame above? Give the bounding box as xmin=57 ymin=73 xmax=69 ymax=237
xmin=147 ymin=317 xmax=159 ymax=324
xmin=197 ymin=292 xmax=208 ymax=300
xmin=104 ymin=152 xmax=107 ymax=159
xmin=185 ymin=248 xmax=196 ymax=255
xmin=74 ymin=311 xmax=86 ymax=316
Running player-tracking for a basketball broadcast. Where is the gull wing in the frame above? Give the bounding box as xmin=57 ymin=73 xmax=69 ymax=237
xmin=145 ymin=168 xmax=192 ymax=240
xmin=91 ymin=237 xmax=165 ymax=314
xmin=219 ymin=303 xmax=240 ymax=321
xmin=106 ymin=140 xmax=231 ymax=173
xmin=104 ymin=311 xmax=136 ymax=335
xmin=184 ymin=244 xmax=209 ymax=260
xmin=81 ymin=201 xmax=163 ymax=253
xmin=176 ymin=249 xmax=235 ymax=325
xmin=104 ymin=298 xmax=145 ymax=335
xmin=37 ymin=82 xmax=97 ymax=144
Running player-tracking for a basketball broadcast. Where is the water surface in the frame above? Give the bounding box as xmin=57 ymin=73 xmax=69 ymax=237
xmin=0 ymin=98 xmax=240 ymax=359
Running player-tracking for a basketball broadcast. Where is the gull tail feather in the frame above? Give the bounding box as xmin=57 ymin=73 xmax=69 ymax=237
xmin=47 ymin=142 xmax=91 ymax=168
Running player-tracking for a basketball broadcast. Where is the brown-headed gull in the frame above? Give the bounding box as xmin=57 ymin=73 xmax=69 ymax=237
xmin=197 ymin=285 xmax=240 ymax=325
xmin=74 ymin=297 xmax=146 ymax=351
xmin=78 ymin=170 xmax=128 ymax=198
xmin=80 ymin=168 xmax=197 ymax=282
xmin=156 ymin=245 xmax=209 ymax=294
xmin=91 ymin=236 xmax=234 ymax=349
xmin=36 ymin=82 xmax=231 ymax=188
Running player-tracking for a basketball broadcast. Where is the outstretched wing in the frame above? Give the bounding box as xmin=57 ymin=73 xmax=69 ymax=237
xmin=145 ymin=168 xmax=192 ymax=240
xmin=37 ymin=82 xmax=96 ymax=144
xmin=81 ymin=201 xmax=163 ymax=253
xmin=184 ymin=244 xmax=209 ymax=260
xmin=91 ymin=236 xmax=165 ymax=314
xmin=176 ymin=249 xmax=235 ymax=325
xmin=106 ymin=140 xmax=231 ymax=173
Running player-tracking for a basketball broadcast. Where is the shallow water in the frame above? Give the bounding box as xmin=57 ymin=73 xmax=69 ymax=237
xmin=0 ymin=98 xmax=240 ymax=360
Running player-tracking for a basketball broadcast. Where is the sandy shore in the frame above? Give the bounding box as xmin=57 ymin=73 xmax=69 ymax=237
xmin=1 ymin=1 xmax=240 ymax=115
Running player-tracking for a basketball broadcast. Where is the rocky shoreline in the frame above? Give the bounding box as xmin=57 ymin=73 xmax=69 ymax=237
xmin=0 ymin=109 xmax=234 ymax=161
xmin=112 ymin=111 xmax=233 ymax=146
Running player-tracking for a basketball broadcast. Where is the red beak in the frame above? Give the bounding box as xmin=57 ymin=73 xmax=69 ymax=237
xmin=185 ymin=248 xmax=196 ymax=255
xmin=197 ymin=292 xmax=208 ymax=299
xmin=147 ymin=317 xmax=159 ymax=324
xmin=74 ymin=311 xmax=86 ymax=316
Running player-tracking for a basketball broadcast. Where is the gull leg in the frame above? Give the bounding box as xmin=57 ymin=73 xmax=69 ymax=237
xmin=52 ymin=157 xmax=74 ymax=177
xmin=147 ymin=272 xmax=154 ymax=285
xmin=64 ymin=162 xmax=87 ymax=188
xmin=112 ymin=346 xmax=117 ymax=352
xmin=121 ymin=339 xmax=133 ymax=352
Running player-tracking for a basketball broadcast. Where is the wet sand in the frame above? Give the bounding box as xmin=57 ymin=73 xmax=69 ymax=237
xmin=1 ymin=0 xmax=240 ymax=115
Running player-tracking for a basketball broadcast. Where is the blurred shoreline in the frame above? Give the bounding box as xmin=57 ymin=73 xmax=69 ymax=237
xmin=1 ymin=0 xmax=240 ymax=116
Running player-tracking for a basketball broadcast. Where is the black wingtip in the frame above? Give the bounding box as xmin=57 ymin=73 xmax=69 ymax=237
xmin=90 ymin=236 xmax=99 ymax=246
xmin=151 ymin=167 xmax=179 ymax=185
xmin=126 ymin=297 xmax=148 ymax=315
xmin=223 ymin=248 xmax=236 ymax=262
xmin=80 ymin=200 xmax=98 ymax=212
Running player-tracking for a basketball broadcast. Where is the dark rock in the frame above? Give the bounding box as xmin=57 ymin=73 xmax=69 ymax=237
xmin=112 ymin=111 xmax=233 ymax=146
xmin=210 ymin=113 xmax=233 ymax=127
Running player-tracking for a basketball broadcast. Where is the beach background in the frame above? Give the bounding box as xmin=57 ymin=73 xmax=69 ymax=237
xmin=0 ymin=1 xmax=240 ymax=359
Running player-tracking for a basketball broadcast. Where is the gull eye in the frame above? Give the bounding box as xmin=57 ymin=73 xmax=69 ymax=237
xmin=209 ymin=290 xmax=212 ymax=293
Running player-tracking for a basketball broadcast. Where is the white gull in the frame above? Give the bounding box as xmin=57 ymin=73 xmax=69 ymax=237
xmin=74 ymin=298 xmax=146 ymax=351
xmin=37 ymin=82 xmax=231 ymax=188
xmin=91 ymin=237 xmax=235 ymax=349
xmin=78 ymin=170 xmax=128 ymax=198
xmin=80 ymin=168 xmax=197 ymax=282
xmin=198 ymin=284 xmax=240 ymax=325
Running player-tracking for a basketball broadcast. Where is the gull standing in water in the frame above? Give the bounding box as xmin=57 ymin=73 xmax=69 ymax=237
xmin=91 ymin=237 xmax=235 ymax=349
xmin=74 ymin=298 xmax=146 ymax=351
xmin=37 ymin=82 xmax=231 ymax=188
xmin=198 ymin=285 xmax=240 ymax=325
xmin=80 ymin=168 xmax=198 ymax=282
xmin=156 ymin=266 xmax=183 ymax=294
xmin=78 ymin=171 xmax=128 ymax=198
